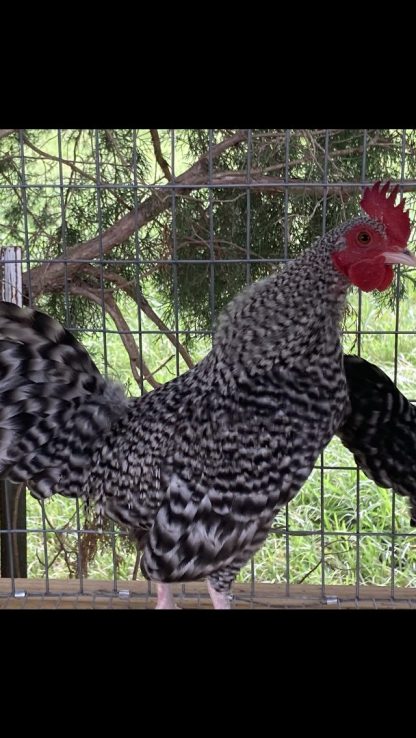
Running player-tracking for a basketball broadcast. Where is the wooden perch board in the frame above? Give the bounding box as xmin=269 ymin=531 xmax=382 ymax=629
xmin=1 ymin=580 xmax=416 ymax=609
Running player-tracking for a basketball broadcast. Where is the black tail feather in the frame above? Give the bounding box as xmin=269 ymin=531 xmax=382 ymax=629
xmin=339 ymin=354 xmax=416 ymax=526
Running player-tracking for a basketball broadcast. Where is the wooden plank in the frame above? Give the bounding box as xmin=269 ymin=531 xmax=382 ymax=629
xmin=1 ymin=580 xmax=415 ymax=609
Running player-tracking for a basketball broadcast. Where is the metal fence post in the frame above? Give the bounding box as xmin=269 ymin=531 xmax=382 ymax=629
xmin=0 ymin=246 xmax=27 ymax=578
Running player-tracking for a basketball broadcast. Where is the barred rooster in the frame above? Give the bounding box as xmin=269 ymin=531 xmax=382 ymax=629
xmin=338 ymin=354 xmax=416 ymax=527
xmin=0 ymin=182 xmax=414 ymax=608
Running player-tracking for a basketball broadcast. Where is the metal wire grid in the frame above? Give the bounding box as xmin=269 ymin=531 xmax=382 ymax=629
xmin=0 ymin=128 xmax=416 ymax=607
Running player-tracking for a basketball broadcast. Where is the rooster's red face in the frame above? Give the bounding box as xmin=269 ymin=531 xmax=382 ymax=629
xmin=331 ymin=182 xmax=416 ymax=292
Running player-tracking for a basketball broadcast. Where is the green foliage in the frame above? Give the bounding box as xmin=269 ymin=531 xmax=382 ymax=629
xmin=1 ymin=130 xmax=416 ymax=341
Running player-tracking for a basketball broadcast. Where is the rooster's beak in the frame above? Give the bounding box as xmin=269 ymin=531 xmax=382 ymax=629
xmin=383 ymin=249 xmax=416 ymax=267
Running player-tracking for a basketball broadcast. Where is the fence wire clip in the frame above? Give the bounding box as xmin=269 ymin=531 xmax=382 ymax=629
xmin=324 ymin=596 xmax=339 ymax=605
xmin=14 ymin=590 xmax=27 ymax=599
xmin=118 ymin=589 xmax=130 ymax=599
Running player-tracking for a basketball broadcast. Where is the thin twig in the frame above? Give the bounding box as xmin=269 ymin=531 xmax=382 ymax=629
xmin=150 ymin=129 xmax=172 ymax=181
xmin=104 ymin=129 xmax=133 ymax=174
xmin=23 ymin=133 xmax=131 ymax=212
xmin=81 ymin=264 xmax=195 ymax=369
xmin=42 ymin=506 xmax=78 ymax=577
xmin=69 ymin=283 xmax=161 ymax=389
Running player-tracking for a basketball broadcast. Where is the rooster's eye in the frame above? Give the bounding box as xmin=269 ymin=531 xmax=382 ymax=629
xmin=357 ymin=231 xmax=371 ymax=245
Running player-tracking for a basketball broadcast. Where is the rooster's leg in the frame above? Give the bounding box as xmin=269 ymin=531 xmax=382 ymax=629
xmin=207 ymin=580 xmax=232 ymax=609
xmin=155 ymin=583 xmax=178 ymax=609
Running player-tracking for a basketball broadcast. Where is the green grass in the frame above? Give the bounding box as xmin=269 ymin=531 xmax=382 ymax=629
xmin=23 ymin=282 xmax=416 ymax=589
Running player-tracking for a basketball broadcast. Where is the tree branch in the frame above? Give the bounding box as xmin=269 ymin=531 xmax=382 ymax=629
xmin=208 ymin=175 xmax=416 ymax=195
xmin=150 ymin=129 xmax=171 ymax=181
xmin=80 ymin=265 xmax=195 ymax=369
xmin=23 ymin=129 xmax=248 ymax=298
xmin=0 ymin=129 xmax=17 ymax=140
xmin=69 ymin=283 xmax=161 ymax=389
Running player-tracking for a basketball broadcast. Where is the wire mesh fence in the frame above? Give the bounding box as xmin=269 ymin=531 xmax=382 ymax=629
xmin=1 ymin=128 xmax=416 ymax=608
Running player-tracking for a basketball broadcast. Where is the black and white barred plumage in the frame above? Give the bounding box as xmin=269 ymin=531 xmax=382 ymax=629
xmin=0 ymin=302 xmax=128 ymax=497
xmin=0 ymin=187 xmax=413 ymax=605
xmin=91 ymin=231 xmax=351 ymax=589
xmin=0 ymin=225 xmax=353 ymax=589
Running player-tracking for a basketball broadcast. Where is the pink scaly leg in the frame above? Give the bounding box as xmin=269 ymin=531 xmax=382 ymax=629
xmin=207 ymin=580 xmax=232 ymax=609
xmin=155 ymin=582 xmax=178 ymax=609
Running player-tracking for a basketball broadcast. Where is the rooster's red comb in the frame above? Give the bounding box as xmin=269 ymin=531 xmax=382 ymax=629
xmin=360 ymin=181 xmax=411 ymax=247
